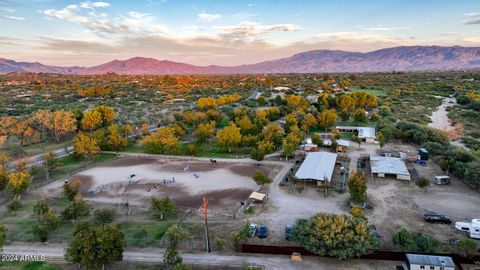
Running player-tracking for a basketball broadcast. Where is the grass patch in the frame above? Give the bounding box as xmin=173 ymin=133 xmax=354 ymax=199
xmin=351 ymin=89 xmax=386 ymax=96
xmin=0 ymin=261 xmax=61 ymax=270
xmin=0 ymin=139 xmax=73 ymax=158
xmin=120 ymin=221 xmax=173 ymax=247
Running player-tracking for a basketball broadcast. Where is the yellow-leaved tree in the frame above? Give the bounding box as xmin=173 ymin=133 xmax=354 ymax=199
xmin=74 ymin=132 xmax=100 ymax=158
xmin=216 ymin=122 xmax=242 ymax=153
xmin=81 ymin=110 xmax=102 ymax=131
xmin=50 ymin=110 xmax=77 ymax=143
xmin=141 ymin=127 xmax=181 ymax=155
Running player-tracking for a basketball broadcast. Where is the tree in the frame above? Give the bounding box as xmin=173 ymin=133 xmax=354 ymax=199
xmin=392 ymin=228 xmax=416 ymax=251
xmin=317 ymin=109 xmax=337 ymax=128
xmin=301 ymin=113 xmax=317 ymax=133
xmin=197 ymin=97 xmax=217 ymax=110
xmin=216 ymin=122 xmax=242 ymax=152
xmin=415 ymin=234 xmax=438 ymax=252
xmin=64 ymin=178 xmax=81 ymax=201
xmin=250 ymin=147 xmax=265 ymax=163
xmin=352 ymin=134 xmax=362 ymax=149
xmin=353 ymin=109 xmax=367 ymax=123
xmin=106 ymin=124 xmax=128 ymax=151
xmin=260 ymin=123 xmax=284 ymax=146
xmin=311 ymin=133 xmax=323 ymax=146
xmin=7 ymin=170 xmax=31 ymax=199
xmin=257 ymin=139 xmax=275 ymax=154
xmin=454 ymin=239 xmax=479 ymax=259
xmin=81 ymin=110 xmax=102 ymax=131
xmin=65 ymin=223 xmax=125 ymax=270
xmin=348 ymin=171 xmax=367 ymax=203
xmin=337 ymin=95 xmax=355 ymax=112
xmin=194 ymin=121 xmax=216 ymax=143
xmin=32 ymin=197 xmax=60 ymax=242
xmin=62 ymin=194 xmax=90 ymax=220
xmin=417 ymin=177 xmax=430 ymax=190
xmin=93 ymin=208 xmax=116 ymax=225
xmin=74 ymin=133 xmax=99 ymax=158
xmin=141 ymin=127 xmax=182 ymax=155
xmin=43 ymin=151 xmax=58 ymax=181
xmin=292 ymin=213 xmax=377 ymax=259
xmin=233 ymin=223 xmax=251 ymax=251
xmin=94 ymin=105 xmax=116 ymax=125
xmin=186 ymin=143 xmax=197 ymax=156
xmin=377 ymin=132 xmax=386 ymax=149
xmin=50 ymin=110 xmax=77 ymax=143
xmin=164 ymin=224 xmax=190 ymax=267
xmin=0 ymin=225 xmax=6 ymax=250
xmin=252 ymin=171 xmax=272 ymax=186
xmin=150 ymin=196 xmax=176 ymax=220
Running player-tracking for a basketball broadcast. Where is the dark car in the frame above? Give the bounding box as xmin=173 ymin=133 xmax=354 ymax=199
xmin=257 ymin=226 xmax=268 ymax=238
xmin=424 ymin=211 xmax=452 ymax=224
xmin=285 ymin=225 xmax=293 ymax=240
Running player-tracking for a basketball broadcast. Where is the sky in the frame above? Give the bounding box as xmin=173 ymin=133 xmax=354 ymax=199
xmin=2 ymin=0 xmax=480 ymax=66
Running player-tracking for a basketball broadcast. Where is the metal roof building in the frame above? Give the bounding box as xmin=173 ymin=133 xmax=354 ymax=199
xmin=370 ymin=156 xmax=411 ymax=181
xmin=295 ymin=152 xmax=337 ymax=183
xmin=336 ymin=126 xmax=376 ymax=140
xmin=406 ymin=254 xmax=455 ymax=270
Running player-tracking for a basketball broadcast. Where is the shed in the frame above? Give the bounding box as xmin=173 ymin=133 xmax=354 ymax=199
xmin=370 ymin=156 xmax=411 ymax=181
xmin=405 ymin=254 xmax=455 ymax=270
xmin=335 ymin=126 xmax=376 ymax=142
xmin=249 ymin=192 xmax=267 ymax=203
xmin=295 ymin=152 xmax=337 ymax=184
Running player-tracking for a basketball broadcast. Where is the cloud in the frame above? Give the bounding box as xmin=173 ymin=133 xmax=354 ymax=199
xmin=198 ymin=12 xmax=221 ymax=22
xmin=218 ymin=21 xmax=300 ymax=40
xmin=40 ymin=2 xmax=167 ymax=37
xmin=463 ymin=13 xmax=480 ymax=24
xmin=1 ymin=14 xmax=24 ymax=20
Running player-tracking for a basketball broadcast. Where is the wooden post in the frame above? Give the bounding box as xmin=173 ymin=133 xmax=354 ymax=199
xmin=203 ymin=195 xmax=211 ymax=253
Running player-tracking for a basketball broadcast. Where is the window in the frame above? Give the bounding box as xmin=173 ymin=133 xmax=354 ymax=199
xmin=430 ymin=267 xmax=435 ymax=270
xmin=420 ymin=266 xmax=425 ymax=269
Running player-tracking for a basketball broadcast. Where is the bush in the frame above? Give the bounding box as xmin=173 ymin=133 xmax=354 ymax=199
xmin=417 ymin=177 xmax=430 ymax=190
xmin=454 ymin=239 xmax=479 ymax=259
xmin=415 ymin=234 xmax=438 ymax=252
xmin=7 ymin=199 xmax=22 ymax=213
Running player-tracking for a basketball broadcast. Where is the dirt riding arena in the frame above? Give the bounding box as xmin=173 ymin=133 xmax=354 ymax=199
xmin=42 ymin=158 xmax=277 ymax=212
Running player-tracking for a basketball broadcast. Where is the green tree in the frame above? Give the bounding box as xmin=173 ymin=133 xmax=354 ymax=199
xmin=233 ymin=223 xmax=251 ymax=251
xmin=63 ymin=179 xmax=81 ymax=201
xmin=348 ymin=171 xmax=367 ymax=203
xmin=252 ymin=171 xmax=272 ymax=186
xmin=415 ymin=234 xmax=438 ymax=252
xmin=62 ymin=195 xmax=90 ymax=220
xmin=43 ymin=152 xmax=58 ymax=181
xmin=377 ymin=132 xmax=386 ymax=149
xmin=353 ymin=109 xmax=367 ymax=123
xmin=93 ymin=208 xmax=116 ymax=225
xmin=65 ymin=223 xmax=125 ymax=270
xmin=164 ymin=224 xmax=190 ymax=267
xmin=250 ymin=147 xmax=265 ymax=163
xmin=292 ymin=213 xmax=377 ymax=259
xmin=352 ymin=134 xmax=362 ymax=149
xmin=392 ymin=228 xmax=416 ymax=251
xmin=0 ymin=225 xmax=6 ymax=250
xmin=150 ymin=196 xmax=176 ymax=220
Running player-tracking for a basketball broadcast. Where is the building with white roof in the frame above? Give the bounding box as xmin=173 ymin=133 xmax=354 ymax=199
xmin=405 ymin=254 xmax=455 ymax=270
xmin=335 ymin=126 xmax=376 ymax=143
xmin=295 ymin=152 xmax=337 ymax=185
xmin=370 ymin=156 xmax=411 ymax=181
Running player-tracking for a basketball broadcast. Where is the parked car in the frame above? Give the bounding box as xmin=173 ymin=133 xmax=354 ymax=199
xmin=249 ymin=223 xmax=258 ymax=237
xmin=257 ymin=225 xmax=268 ymax=238
xmin=424 ymin=211 xmax=452 ymax=224
xmin=285 ymin=225 xmax=293 ymax=240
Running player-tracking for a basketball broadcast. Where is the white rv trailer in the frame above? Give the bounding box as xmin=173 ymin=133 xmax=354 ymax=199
xmin=455 ymin=219 xmax=480 ymax=239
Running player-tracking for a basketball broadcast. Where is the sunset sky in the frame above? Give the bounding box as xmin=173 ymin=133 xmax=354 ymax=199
xmin=2 ymin=0 xmax=480 ymax=66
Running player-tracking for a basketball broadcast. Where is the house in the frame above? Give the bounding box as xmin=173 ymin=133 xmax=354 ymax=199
xmin=295 ymin=152 xmax=337 ymax=186
xmin=405 ymin=254 xmax=455 ymax=270
xmin=335 ymin=126 xmax=376 ymax=143
xmin=370 ymin=156 xmax=411 ymax=181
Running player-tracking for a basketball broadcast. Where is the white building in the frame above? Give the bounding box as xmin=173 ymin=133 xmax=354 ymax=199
xmin=295 ymin=152 xmax=337 ymax=185
xmin=405 ymin=254 xmax=455 ymax=270
xmin=335 ymin=126 xmax=376 ymax=143
xmin=370 ymin=156 xmax=411 ymax=181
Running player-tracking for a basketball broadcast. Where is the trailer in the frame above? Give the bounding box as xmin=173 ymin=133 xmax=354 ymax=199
xmin=455 ymin=219 xmax=480 ymax=239
xmin=434 ymin=175 xmax=450 ymax=185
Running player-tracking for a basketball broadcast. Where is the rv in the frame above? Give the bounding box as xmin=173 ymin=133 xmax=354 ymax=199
xmin=434 ymin=175 xmax=451 ymax=185
xmin=455 ymin=219 xmax=480 ymax=239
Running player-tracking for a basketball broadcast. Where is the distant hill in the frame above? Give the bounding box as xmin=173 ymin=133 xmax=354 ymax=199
xmin=3 ymin=46 xmax=480 ymax=74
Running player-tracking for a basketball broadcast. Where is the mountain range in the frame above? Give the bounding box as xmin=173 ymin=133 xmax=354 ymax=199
xmin=3 ymin=45 xmax=480 ymax=75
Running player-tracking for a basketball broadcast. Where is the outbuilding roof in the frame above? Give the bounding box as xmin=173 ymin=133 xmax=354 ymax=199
xmin=295 ymin=152 xmax=337 ymax=182
xmin=406 ymin=254 xmax=455 ymax=267
xmin=370 ymin=156 xmax=410 ymax=177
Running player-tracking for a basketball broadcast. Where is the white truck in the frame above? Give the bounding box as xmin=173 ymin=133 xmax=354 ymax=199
xmin=455 ymin=218 xmax=480 ymax=239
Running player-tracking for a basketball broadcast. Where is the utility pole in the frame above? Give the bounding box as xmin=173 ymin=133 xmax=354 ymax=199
xmin=203 ymin=195 xmax=211 ymax=253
